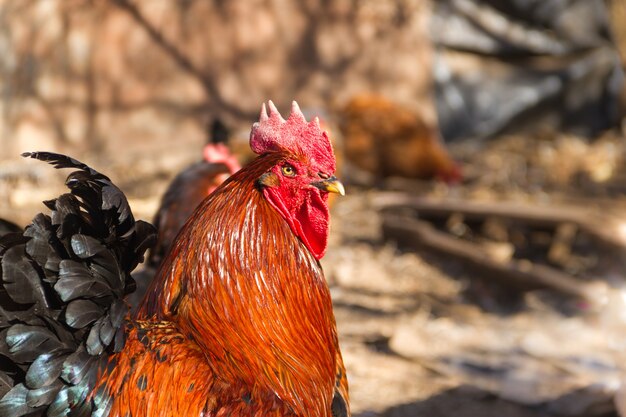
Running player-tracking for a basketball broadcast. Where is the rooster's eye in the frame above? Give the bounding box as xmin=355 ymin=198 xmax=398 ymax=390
xmin=281 ymin=164 xmax=296 ymax=177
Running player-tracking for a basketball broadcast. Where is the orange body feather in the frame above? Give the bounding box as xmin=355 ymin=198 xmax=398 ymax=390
xmin=98 ymin=153 xmax=349 ymax=417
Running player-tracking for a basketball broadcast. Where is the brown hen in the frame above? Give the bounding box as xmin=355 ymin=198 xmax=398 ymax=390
xmin=339 ymin=94 xmax=461 ymax=182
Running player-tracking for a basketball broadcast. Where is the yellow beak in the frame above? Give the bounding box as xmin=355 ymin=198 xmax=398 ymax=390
xmin=311 ymin=176 xmax=346 ymax=196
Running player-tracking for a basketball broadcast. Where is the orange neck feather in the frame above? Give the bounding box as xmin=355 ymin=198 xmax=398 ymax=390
xmin=139 ymin=153 xmax=338 ymax=417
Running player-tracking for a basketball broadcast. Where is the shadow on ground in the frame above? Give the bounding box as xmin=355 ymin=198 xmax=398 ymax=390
xmin=357 ymin=385 xmax=617 ymax=417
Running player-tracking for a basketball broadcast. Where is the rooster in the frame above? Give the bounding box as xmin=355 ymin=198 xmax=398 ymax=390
xmin=148 ymin=119 xmax=241 ymax=268
xmin=0 ymin=101 xmax=349 ymax=417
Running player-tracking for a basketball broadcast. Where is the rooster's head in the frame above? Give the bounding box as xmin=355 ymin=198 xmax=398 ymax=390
xmin=250 ymin=100 xmax=344 ymax=260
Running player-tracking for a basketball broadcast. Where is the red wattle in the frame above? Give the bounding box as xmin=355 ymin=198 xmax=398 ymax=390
xmin=263 ymin=188 xmax=330 ymax=260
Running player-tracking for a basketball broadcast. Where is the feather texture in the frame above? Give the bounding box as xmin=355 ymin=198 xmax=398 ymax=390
xmin=96 ymin=152 xmax=349 ymax=417
xmin=147 ymin=161 xmax=230 ymax=268
xmin=0 ymin=152 xmax=155 ymax=417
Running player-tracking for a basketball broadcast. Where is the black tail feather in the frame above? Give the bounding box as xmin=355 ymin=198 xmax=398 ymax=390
xmin=0 ymin=152 xmax=156 ymax=416
xmin=21 ymin=152 xmax=107 ymax=181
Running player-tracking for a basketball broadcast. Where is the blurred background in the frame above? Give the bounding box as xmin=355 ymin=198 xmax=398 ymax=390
xmin=1 ymin=0 xmax=626 ymax=416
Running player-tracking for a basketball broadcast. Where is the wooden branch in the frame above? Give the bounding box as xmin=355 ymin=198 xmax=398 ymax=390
xmin=32 ymin=91 xmax=70 ymax=145
xmin=373 ymin=192 xmax=626 ymax=250
xmin=112 ymin=0 xmax=205 ymax=81
xmin=111 ymin=0 xmax=253 ymax=119
xmin=382 ymin=214 xmax=607 ymax=304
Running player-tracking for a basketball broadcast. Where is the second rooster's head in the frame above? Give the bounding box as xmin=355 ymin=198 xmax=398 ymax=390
xmin=250 ymin=100 xmax=344 ymax=260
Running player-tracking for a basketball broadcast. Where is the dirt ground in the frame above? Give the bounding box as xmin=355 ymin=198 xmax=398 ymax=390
xmin=1 ymin=130 xmax=626 ymax=417
xmin=329 ymin=130 xmax=626 ymax=417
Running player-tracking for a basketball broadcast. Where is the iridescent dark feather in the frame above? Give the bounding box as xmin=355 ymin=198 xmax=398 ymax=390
xmin=0 ymin=152 xmax=155 ymax=417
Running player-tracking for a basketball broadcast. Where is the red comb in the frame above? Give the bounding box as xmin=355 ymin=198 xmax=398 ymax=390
xmin=203 ymin=143 xmax=241 ymax=174
xmin=249 ymin=101 xmax=335 ymax=172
